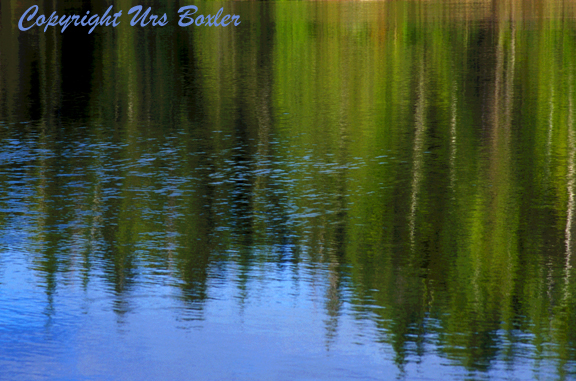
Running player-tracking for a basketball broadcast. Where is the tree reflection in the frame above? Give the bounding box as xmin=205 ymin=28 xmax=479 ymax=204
xmin=1 ymin=0 xmax=576 ymax=376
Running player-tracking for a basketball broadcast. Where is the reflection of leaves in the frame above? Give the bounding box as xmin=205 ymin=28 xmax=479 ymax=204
xmin=3 ymin=0 xmax=576 ymax=376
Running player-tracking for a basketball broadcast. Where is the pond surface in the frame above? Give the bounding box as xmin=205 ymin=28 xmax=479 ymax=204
xmin=1 ymin=1 xmax=576 ymax=380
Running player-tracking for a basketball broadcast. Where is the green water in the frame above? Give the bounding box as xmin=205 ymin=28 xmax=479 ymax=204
xmin=1 ymin=1 xmax=576 ymax=379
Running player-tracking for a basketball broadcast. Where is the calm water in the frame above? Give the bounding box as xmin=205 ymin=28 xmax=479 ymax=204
xmin=1 ymin=1 xmax=576 ymax=380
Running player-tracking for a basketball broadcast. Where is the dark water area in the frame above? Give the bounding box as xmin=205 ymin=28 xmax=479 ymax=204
xmin=2 ymin=0 xmax=576 ymax=379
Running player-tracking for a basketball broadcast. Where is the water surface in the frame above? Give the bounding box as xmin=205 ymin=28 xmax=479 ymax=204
xmin=1 ymin=1 xmax=576 ymax=380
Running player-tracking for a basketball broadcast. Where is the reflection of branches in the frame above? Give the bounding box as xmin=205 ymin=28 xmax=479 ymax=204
xmin=554 ymin=71 xmax=576 ymax=381
xmin=324 ymin=32 xmax=351 ymax=349
xmin=563 ymin=74 xmax=574 ymax=301
xmin=409 ymin=61 xmax=426 ymax=251
xmin=547 ymin=77 xmax=555 ymax=171
xmin=449 ymin=81 xmax=458 ymax=192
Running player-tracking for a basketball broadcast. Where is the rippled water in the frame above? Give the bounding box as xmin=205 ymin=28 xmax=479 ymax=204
xmin=2 ymin=1 xmax=576 ymax=380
